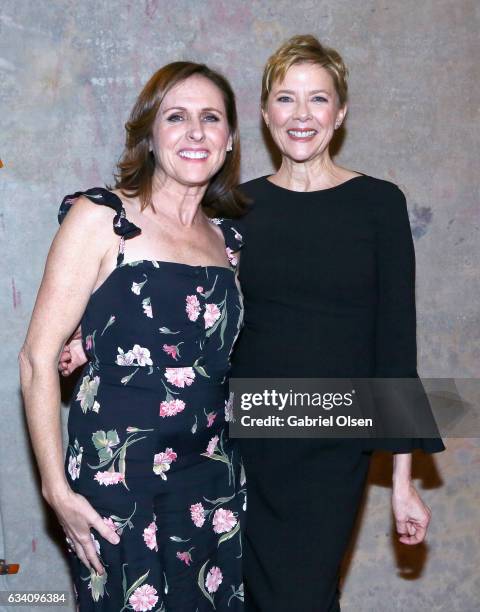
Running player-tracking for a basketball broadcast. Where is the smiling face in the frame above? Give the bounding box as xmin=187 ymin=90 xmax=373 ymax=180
xmin=263 ymin=62 xmax=347 ymax=163
xmin=150 ymin=74 xmax=233 ymax=188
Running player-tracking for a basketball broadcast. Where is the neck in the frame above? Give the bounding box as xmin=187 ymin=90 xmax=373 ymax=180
xmin=149 ymin=169 xmax=209 ymax=227
xmin=272 ymin=150 xmax=344 ymax=192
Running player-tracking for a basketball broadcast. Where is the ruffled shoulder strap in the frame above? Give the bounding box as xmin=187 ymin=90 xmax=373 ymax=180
xmin=58 ymin=187 xmax=141 ymax=265
xmin=209 ymin=217 xmax=244 ymax=268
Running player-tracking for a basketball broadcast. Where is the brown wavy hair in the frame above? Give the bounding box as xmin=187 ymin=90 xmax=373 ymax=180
xmin=113 ymin=61 xmax=248 ymax=218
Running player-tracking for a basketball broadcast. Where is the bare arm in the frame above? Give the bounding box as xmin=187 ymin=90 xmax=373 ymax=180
xmin=391 ymin=453 xmax=431 ymax=544
xmin=19 ymin=196 xmax=120 ymax=572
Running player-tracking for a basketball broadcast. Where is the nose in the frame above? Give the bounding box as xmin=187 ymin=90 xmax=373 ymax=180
xmin=186 ymin=117 xmax=205 ymax=142
xmin=293 ymin=98 xmax=312 ymax=122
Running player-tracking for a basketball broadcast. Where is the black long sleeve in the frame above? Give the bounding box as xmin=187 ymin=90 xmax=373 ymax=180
xmin=231 ymin=175 xmax=445 ymax=454
xmin=370 ymin=185 xmax=444 ymax=452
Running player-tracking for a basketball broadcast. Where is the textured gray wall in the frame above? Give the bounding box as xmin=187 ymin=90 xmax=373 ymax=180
xmin=1 ymin=1 xmax=479 ymax=610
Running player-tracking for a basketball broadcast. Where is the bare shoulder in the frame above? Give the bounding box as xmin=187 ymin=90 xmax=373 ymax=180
xmin=59 ymin=194 xmax=117 ymax=239
xmin=54 ymin=195 xmax=121 ymax=270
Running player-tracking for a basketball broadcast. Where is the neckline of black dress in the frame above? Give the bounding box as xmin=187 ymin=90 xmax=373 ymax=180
xmin=262 ymin=173 xmax=367 ymax=195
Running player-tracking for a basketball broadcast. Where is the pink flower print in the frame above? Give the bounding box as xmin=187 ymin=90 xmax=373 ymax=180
xmin=206 ymin=411 xmax=217 ymax=428
xmin=205 ymin=435 xmax=219 ymax=457
xmin=162 ymin=344 xmax=179 ymax=360
xmin=159 ymin=399 xmax=185 ymax=417
xmin=131 ymin=344 xmax=153 ymax=366
xmin=176 ymin=550 xmax=193 ymax=565
xmin=165 ymin=367 xmax=195 ymax=388
xmin=94 ymin=471 xmax=125 ymax=486
xmin=205 ymin=566 xmax=223 ymax=594
xmin=204 ymin=303 xmax=221 ymax=329
xmin=116 ymin=347 xmax=135 ymax=366
xmin=226 ymin=247 xmax=238 ymax=266
xmin=212 ymin=508 xmax=237 ymax=534
xmin=85 ymin=335 xmax=93 ymax=350
xmin=128 ymin=584 xmax=158 ymax=611
xmin=190 ymin=502 xmax=206 ymax=528
xmin=196 ymin=286 xmax=204 ymax=293
xmin=153 ymin=448 xmax=177 ymax=480
xmin=143 ymin=521 xmax=158 ymax=552
xmin=186 ymin=294 xmax=201 ymax=321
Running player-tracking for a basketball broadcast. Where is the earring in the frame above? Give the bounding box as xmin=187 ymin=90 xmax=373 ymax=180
xmin=226 ymin=144 xmax=233 ymax=152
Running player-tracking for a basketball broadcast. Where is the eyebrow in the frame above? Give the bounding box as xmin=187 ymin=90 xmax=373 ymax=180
xmin=274 ymin=89 xmax=331 ymax=95
xmin=162 ymin=106 xmax=224 ymax=115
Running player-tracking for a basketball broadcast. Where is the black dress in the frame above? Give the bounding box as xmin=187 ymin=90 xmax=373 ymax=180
xmin=58 ymin=189 xmax=246 ymax=611
xmin=230 ymin=175 xmax=445 ymax=611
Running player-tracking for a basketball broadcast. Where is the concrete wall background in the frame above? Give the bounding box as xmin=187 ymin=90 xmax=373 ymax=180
xmin=1 ymin=1 xmax=479 ymax=610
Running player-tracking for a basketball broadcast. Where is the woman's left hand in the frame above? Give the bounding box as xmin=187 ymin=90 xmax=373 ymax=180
xmin=392 ymin=482 xmax=431 ymax=545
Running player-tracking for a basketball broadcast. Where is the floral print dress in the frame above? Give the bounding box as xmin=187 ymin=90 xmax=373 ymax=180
xmin=59 ymin=188 xmax=245 ymax=611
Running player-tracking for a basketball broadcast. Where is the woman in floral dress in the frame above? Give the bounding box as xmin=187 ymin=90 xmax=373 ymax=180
xmin=20 ymin=62 xmax=247 ymax=611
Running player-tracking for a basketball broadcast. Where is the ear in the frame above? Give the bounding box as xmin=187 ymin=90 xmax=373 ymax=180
xmin=335 ymin=103 xmax=348 ymax=129
xmin=261 ymin=106 xmax=269 ymax=128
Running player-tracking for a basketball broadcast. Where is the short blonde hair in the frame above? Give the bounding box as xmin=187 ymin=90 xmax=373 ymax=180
xmin=261 ymin=34 xmax=348 ymax=108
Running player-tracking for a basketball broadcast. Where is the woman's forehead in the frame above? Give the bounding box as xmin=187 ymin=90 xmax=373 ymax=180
xmin=162 ymin=75 xmax=225 ymax=109
xmin=274 ymin=63 xmax=334 ymax=90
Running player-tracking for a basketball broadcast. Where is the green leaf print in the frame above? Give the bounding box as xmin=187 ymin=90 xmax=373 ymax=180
xmin=203 ymin=494 xmax=235 ymax=505
xmin=200 ymin=453 xmax=230 ymax=464
xmin=121 ymin=367 xmax=139 ymax=385
xmin=202 ymin=276 xmax=218 ymax=300
xmin=119 ymin=445 xmax=126 ymax=478
xmin=159 ymin=327 xmax=180 ymax=334
xmin=124 ymin=568 xmax=150 ymax=604
xmin=218 ymin=521 xmax=240 ymax=546
xmin=193 ymin=364 xmax=210 ymax=378
xmin=169 ymin=536 xmax=191 ymax=543
xmin=101 ymin=315 xmax=116 ymax=336
xmin=228 ymin=583 xmax=244 ymax=606
xmin=197 ymin=560 xmax=215 ymax=609
xmin=218 ymin=310 xmax=228 ymax=351
xmin=205 ymin=291 xmax=228 ymax=339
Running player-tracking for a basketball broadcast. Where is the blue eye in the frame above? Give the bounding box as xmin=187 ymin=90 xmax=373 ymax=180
xmin=277 ymin=96 xmax=292 ymax=103
xmin=203 ymin=114 xmax=220 ymax=122
xmin=312 ymin=96 xmax=328 ymax=103
xmin=167 ymin=114 xmax=183 ymax=122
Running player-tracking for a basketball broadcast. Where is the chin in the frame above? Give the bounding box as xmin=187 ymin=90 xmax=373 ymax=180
xmin=283 ymin=149 xmax=318 ymax=163
xmin=177 ymin=170 xmax=214 ymax=187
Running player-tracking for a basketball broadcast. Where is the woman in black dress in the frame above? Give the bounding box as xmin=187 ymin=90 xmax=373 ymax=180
xmin=21 ymin=62 xmax=247 ymax=611
xmin=231 ymin=35 xmax=444 ymax=611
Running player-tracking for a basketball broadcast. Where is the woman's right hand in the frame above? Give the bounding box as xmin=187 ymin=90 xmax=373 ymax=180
xmin=48 ymin=488 xmax=120 ymax=574
xmin=59 ymin=326 xmax=88 ymax=376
